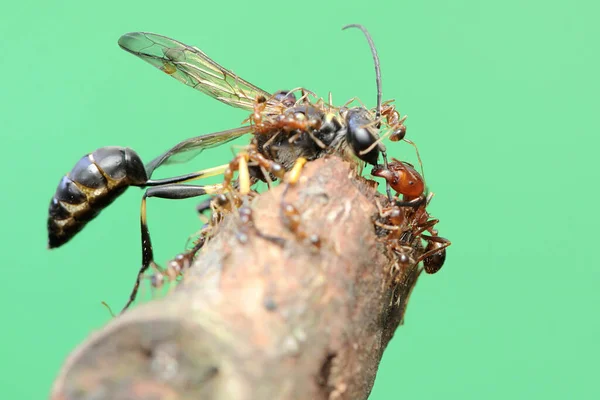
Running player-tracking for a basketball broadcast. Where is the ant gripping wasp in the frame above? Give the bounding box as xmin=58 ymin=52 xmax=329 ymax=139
xmin=47 ymin=25 xmax=418 ymax=313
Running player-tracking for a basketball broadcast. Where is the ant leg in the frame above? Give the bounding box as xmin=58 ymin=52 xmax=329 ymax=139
xmin=140 ymin=256 xmax=169 ymax=301
xmin=286 ymin=87 xmax=316 ymax=106
xmin=223 ymin=151 xmax=286 ymax=246
xmin=395 ymin=195 xmax=426 ymax=208
xmin=412 ymin=217 xmax=440 ymax=237
xmin=358 ymin=126 xmax=393 ymax=156
xmin=222 ymin=152 xmax=259 ymax=196
xmin=341 ymin=96 xmax=369 ymax=109
xmin=262 ymin=131 xmax=281 ymax=156
xmin=101 ymin=301 xmax=116 ymax=318
xmin=156 ymin=237 xmax=207 ymax=290
xmin=121 ymin=183 xmax=222 ymax=314
xmin=241 ymin=156 xmax=285 ymax=246
xmin=402 ymin=138 xmax=425 ymax=181
xmin=141 ymin=236 xmax=207 ymax=306
xmin=184 ymin=223 xmax=211 ymax=255
xmin=279 ymin=158 xmax=320 ymax=246
xmin=237 ymin=205 xmax=285 ymax=246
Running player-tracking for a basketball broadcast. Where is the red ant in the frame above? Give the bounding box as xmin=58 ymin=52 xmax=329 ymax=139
xmin=372 ymin=159 xmax=450 ymax=276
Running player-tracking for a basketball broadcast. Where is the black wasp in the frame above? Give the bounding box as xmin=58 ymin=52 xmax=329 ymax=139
xmin=48 ymin=25 xmax=417 ymax=312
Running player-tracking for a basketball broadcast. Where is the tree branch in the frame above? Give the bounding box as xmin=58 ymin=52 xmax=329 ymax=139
xmin=51 ymin=157 xmax=421 ymax=400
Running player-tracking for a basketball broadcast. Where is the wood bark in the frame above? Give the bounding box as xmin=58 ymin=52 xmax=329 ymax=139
xmin=51 ymin=156 xmax=421 ymax=400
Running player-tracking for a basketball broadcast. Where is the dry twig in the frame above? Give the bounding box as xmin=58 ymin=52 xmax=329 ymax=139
xmin=51 ymin=156 xmax=421 ymax=400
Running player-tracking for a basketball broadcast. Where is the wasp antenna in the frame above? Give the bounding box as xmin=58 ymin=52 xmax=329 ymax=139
xmin=342 ymin=24 xmax=382 ymax=120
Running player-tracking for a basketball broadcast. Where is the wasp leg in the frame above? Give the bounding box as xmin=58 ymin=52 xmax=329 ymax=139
xmin=196 ymin=197 xmax=214 ymax=215
xmin=144 ymin=163 xmax=230 ymax=187
xmin=121 ymin=183 xmax=222 ymax=314
xmin=378 ymin=147 xmax=394 ymax=202
xmin=191 ymin=198 xmax=214 ymax=239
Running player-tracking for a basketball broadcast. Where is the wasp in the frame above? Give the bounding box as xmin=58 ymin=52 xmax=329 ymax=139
xmin=47 ymin=25 xmax=417 ymax=312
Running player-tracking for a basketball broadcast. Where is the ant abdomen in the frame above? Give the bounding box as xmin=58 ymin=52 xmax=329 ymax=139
xmin=48 ymin=146 xmax=147 ymax=249
xmin=423 ymin=246 xmax=446 ymax=274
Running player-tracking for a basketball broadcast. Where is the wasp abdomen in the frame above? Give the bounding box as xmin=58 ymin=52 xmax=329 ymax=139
xmin=47 ymin=147 xmax=147 ymax=249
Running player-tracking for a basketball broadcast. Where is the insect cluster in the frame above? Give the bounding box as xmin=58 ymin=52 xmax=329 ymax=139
xmin=47 ymin=25 xmax=450 ymax=313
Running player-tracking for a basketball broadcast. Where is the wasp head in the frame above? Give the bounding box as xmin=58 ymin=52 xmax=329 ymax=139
xmin=343 ymin=107 xmax=380 ymax=166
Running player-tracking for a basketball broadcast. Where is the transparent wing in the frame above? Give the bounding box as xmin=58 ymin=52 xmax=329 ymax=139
xmin=119 ymin=32 xmax=272 ymax=111
xmin=145 ymin=125 xmax=252 ymax=176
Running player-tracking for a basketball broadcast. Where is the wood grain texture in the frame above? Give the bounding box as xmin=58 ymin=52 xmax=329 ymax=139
xmin=51 ymin=156 xmax=421 ymax=400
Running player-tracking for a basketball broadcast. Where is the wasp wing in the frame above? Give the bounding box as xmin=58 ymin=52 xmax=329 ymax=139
xmin=119 ymin=32 xmax=271 ymax=111
xmin=145 ymin=125 xmax=253 ymax=177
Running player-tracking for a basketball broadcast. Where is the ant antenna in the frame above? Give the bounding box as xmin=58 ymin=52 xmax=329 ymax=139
xmin=101 ymin=301 xmax=116 ymax=318
xmin=342 ymin=24 xmax=382 ymax=120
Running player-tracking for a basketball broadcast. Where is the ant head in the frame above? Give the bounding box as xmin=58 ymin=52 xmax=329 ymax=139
xmin=372 ymin=159 xmax=424 ymax=199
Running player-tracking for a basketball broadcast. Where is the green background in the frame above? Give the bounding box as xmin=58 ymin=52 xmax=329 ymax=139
xmin=1 ymin=0 xmax=597 ymax=398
